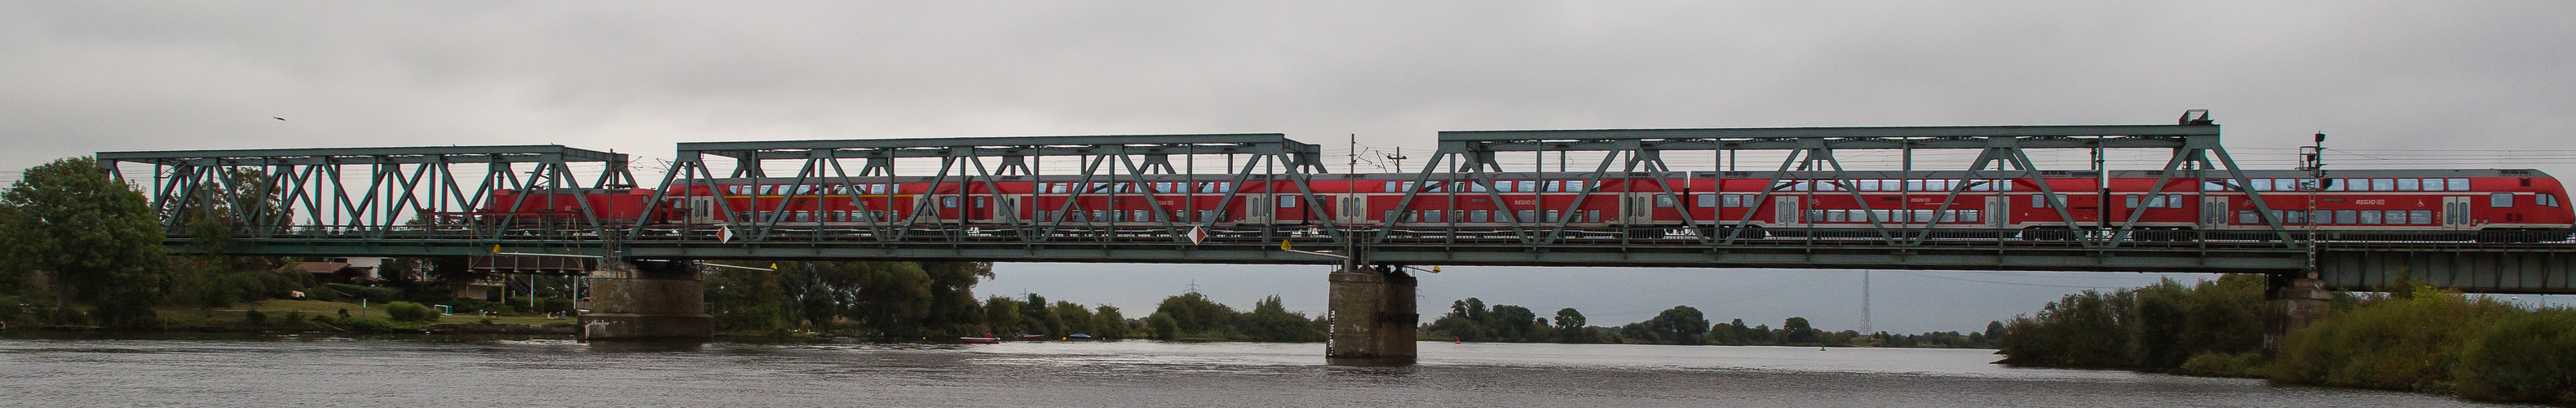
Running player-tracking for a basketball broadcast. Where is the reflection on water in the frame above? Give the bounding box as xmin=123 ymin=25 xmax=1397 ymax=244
xmin=0 ymin=333 xmax=2502 ymax=407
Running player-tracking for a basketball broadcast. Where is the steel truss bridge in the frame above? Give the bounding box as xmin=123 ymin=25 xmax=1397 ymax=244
xmin=97 ymin=112 xmax=2576 ymax=294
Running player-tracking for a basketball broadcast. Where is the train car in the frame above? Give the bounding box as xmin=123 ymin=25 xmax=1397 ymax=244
xmin=475 ymin=188 xmax=665 ymax=224
xmin=475 ymin=168 xmax=2573 ymax=242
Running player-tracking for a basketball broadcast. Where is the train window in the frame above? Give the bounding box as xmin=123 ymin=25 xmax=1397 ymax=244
xmin=1902 ymin=180 xmax=1923 ymax=192
xmin=2410 ymin=210 xmax=2433 ymax=224
xmin=1655 ymin=194 xmax=1677 ymax=208
xmin=2360 ymin=210 xmax=2382 ymax=224
xmin=1697 ymin=193 xmax=1718 ymax=208
xmin=2238 ymin=210 xmax=2260 ymax=224
xmin=2204 ymin=181 xmax=2230 ymax=192
xmin=1959 ymin=211 xmax=1981 ymax=223
xmin=1518 ymin=210 xmax=1538 ymax=223
xmin=2323 ymin=179 xmax=2344 ymax=191
xmin=1383 ymin=181 xmax=1398 ymax=192
xmin=1278 ymin=196 xmax=1297 ymax=208
xmin=2339 ymin=179 xmax=2365 ymax=192
xmin=1585 ymin=210 xmax=1600 ymax=222
xmin=2371 ymin=179 xmax=2395 ymax=191
xmin=1516 ymin=180 xmax=1536 ymax=193
xmin=2396 ymin=179 xmax=2420 ymax=192
xmin=2296 ymin=179 xmax=2319 ymax=191
xmin=1131 ymin=210 xmax=1148 ymax=222
xmin=2032 ymin=194 xmax=2068 ymax=208
xmin=1855 ymin=180 xmax=1879 ymax=192
xmin=1568 ymin=180 xmax=1588 ymax=192
xmin=2492 ymin=193 xmax=2515 ymax=208
xmin=1825 ymin=211 xmax=1847 ymax=222
xmin=1721 ymin=194 xmax=1745 ymax=208
xmin=2449 ymin=178 xmax=2471 ymax=191
xmin=940 ymin=196 xmax=958 ymax=208
xmin=1543 ymin=181 xmax=1562 ymax=193
xmin=2250 ymin=179 xmax=2273 ymax=191
xmin=2335 ymin=210 xmax=2357 ymax=224
xmin=974 ymin=197 xmax=988 ymax=207
xmin=2541 ymin=193 xmax=2561 ymax=207
xmin=1469 ymin=211 xmax=1488 ymax=223
xmin=1544 ymin=210 xmax=1562 ymax=222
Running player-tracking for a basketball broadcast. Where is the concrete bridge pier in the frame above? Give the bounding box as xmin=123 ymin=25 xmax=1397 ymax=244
xmin=580 ymin=259 xmax=714 ymax=339
xmin=2262 ymin=273 xmax=2331 ymax=350
xmin=1327 ymin=265 xmax=1418 ymax=365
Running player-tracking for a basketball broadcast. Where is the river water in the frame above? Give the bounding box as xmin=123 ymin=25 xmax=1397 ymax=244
xmin=0 ymin=333 xmax=2499 ymax=407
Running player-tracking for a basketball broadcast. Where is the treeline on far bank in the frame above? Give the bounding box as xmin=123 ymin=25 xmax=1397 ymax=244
xmin=1421 ymin=298 xmax=2004 ymax=348
xmin=705 ymin=260 xmax=1328 ymax=341
xmin=1998 ymin=274 xmax=2576 ymax=405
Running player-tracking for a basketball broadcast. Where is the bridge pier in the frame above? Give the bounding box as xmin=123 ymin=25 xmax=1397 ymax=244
xmin=2262 ymin=274 xmax=2331 ymax=349
xmin=579 ymin=260 xmax=714 ymax=339
xmin=1327 ymin=265 xmax=1417 ymax=365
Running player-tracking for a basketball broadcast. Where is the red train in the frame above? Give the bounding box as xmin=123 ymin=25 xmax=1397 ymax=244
xmin=478 ymin=168 xmax=2574 ymax=240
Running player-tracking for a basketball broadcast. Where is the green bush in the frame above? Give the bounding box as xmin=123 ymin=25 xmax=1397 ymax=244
xmin=325 ymin=283 xmax=402 ymax=304
xmin=2269 ymin=288 xmax=2514 ymax=392
xmin=2454 ymin=308 xmax=2576 ymax=404
xmin=384 ymin=302 xmax=440 ymax=322
xmin=243 ymin=309 xmax=268 ymax=327
xmin=505 ymin=297 xmax=576 ymax=315
xmin=2175 ymin=352 xmax=2264 ymax=378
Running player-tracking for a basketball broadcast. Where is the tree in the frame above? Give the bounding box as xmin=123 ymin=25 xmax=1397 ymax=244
xmin=1643 ymin=306 xmax=1710 ymax=345
xmin=1781 ymin=317 xmax=1818 ymax=344
xmin=1240 ymin=295 xmax=1323 ymax=342
xmin=0 ymin=157 xmax=169 ymax=328
xmin=1553 ymin=308 xmax=1591 ymax=344
xmin=1091 ymin=305 xmax=1129 ymax=339
xmin=982 ymin=295 xmax=1021 ymax=335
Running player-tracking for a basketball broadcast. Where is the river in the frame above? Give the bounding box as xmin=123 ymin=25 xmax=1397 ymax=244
xmin=0 ymin=333 xmax=2499 ymax=407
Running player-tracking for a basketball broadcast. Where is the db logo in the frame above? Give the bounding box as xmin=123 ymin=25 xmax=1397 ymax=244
xmin=1513 ymin=200 xmax=1536 ymax=206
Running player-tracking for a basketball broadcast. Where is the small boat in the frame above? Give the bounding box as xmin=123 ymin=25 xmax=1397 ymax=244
xmin=959 ymin=336 xmax=999 ymax=344
xmin=1066 ymin=334 xmax=1094 ymax=340
xmin=1015 ymin=334 xmax=1048 ymax=341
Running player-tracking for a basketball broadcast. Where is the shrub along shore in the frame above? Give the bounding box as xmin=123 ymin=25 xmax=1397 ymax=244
xmin=1999 ymin=275 xmax=2576 ymax=405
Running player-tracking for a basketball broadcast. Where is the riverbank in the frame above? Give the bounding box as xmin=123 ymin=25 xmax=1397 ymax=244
xmin=1999 ymin=277 xmax=2576 ymax=406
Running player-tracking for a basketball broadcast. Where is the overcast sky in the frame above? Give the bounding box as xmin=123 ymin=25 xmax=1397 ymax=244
xmin=6 ymin=2 xmax=2574 ymax=333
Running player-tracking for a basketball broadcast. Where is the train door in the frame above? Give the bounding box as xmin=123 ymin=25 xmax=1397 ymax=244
xmin=687 ymin=196 xmax=717 ymax=224
xmin=1332 ymin=194 xmax=1362 ymax=224
xmin=2443 ymin=196 xmax=2473 ymax=230
xmin=966 ymin=195 xmax=993 ymax=222
xmin=1624 ymin=193 xmax=1656 ymax=224
xmin=1244 ymin=193 xmax=1275 ymax=224
xmin=1986 ymin=196 xmax=2007 ymax=228
xmin=1774 ymin=196 xmax=1801 ymax=226
xmin=2199 ymin=196 xmax=2229 ymax=229
xmin=996 ymin=196 xmax=1022 ymax=223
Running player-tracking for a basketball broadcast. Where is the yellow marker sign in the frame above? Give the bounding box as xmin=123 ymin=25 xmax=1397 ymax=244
xmin=491 ymin=245 xmax=500 ymax=254
xmin=1432 ymin=266 xmax=1442 ymax=273
xmin=1280 ymin=241 xmax=1291 ymax=251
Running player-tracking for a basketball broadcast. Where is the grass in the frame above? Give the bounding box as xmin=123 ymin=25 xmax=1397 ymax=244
xmin=156 ymin=299 xmax=577 ymax=330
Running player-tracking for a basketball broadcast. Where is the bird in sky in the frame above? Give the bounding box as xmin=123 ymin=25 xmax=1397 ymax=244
xmin=273 ymin=117 xmax=285 ymax=121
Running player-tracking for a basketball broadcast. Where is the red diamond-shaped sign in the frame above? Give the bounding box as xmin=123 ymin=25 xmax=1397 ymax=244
xmin=1186 ymin=226 xmax=1208 ymax=246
